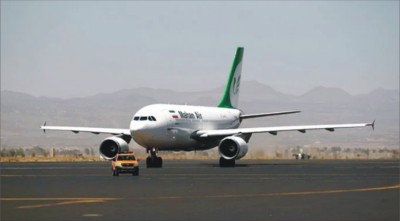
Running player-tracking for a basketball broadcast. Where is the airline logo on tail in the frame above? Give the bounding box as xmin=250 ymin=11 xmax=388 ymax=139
xmin=232 ymin=67 xmax=241 ymax=95
xmin=218 ymin=47 xmax=244 ymax=109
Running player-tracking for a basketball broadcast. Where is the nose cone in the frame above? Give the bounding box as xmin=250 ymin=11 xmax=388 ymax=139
xmin=130 ymin=121 xmax=155 ymax=147
xmin=130 ymin=120 xmax=146 ymax=136
xmin=130 ymin=104 xmax=167 ymax=147
xmin=130 ymin=120 xmax=145 ymax=133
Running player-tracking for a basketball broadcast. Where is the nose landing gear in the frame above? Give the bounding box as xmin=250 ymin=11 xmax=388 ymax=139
xmin=146 ymin=148 xmax=163 ymax=168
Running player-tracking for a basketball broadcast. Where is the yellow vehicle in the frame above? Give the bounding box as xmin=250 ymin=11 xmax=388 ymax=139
xmin=112 ymin=152 xmax=139 ymax=176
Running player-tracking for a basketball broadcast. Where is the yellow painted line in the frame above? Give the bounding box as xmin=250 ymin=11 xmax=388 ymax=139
xmin=1 ymin=184 xmax=398 ymax=208
xmin=248 ymin=184 xmax=400 ymax=198
xmin=18 ymin=199 xmax=107 ymax=209
xmin=0 ymin=174 xmax=106 ymax=177
xmin=0 ymin=197 xmax=120 ymax=209
xmin=132 ymin=184 xmax=400 ymax=200
xmin=145 ymin=173 xmax=400 ymax=177
xmin=1 ymin=173 xmax=399 ymax=177
xmin=0 ymin=197 xmax=119 ymax=201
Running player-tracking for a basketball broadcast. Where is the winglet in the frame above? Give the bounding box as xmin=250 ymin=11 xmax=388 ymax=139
xmin=371 ymin=120 xmax=375 ymax=131
xmin=367 ymin=120 xmax=375 ymax=131
xmin=41 ymin=121 xmax=47 ymax=133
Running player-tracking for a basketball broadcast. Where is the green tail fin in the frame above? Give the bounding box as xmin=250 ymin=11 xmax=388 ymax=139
xmin=218 ymin=47 xmax=244 ymax=109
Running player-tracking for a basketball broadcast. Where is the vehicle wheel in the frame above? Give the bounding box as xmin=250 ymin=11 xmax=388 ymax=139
xmin=133 ymin=168 xmax=139 ymax=176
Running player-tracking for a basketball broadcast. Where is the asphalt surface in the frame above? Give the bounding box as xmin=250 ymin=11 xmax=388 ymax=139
xmin=1 ymin=159 xmax=399 ymax=221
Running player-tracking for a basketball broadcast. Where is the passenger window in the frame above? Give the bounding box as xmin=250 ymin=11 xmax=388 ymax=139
xmin=140 ymin=116 xmax=148 ymax=121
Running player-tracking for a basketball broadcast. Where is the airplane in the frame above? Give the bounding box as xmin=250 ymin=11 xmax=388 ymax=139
xmin=41 ymin=47 xmax=375 ymax=168
xmin=293 ymin=148 xmax=311 ymax=160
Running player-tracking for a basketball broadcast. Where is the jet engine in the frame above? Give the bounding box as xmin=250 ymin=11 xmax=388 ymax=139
xmin=218 ymin=136 xmax=248 ymax=160
xmin=99 ymin=136 xmax=129 ymax=160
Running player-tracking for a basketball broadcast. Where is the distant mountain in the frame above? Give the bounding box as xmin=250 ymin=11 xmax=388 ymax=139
xmin=355 ymin=88 xmax=399 ymax=104
xmin=1 ymin=81 xmax=398 ymax=149
xmin=298 ymin=86 xmax=352 ymax=103
xmin=240 ymin=81 xmax=294 ymax=102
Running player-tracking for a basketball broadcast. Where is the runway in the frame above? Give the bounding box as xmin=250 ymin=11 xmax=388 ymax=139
xmin=1 ymin=159 xmax=399 ymax=221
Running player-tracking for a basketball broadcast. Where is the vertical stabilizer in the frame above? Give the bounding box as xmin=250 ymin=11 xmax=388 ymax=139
xmin=218 ymin=47 xmax=244 ymax=109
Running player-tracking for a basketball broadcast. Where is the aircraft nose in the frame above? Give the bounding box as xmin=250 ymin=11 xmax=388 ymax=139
xmin=130 ymin=122 xmax=151 ymax=137
xmin=130 ymin=121 xmax=145 ymax=133
xmin=130 ymin=121 xmax=153 ymax=145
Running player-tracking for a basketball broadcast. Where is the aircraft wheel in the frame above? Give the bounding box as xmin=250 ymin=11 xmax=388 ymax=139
xmin=219 ymin=157 xmax=235 ymax=167
xmin=146 ymin=157 xmax=152 ymax=168
xmin=147 ymin=156 xmax=163 ymax=168
xmin=157 ymin=157 xmax=163 ymax=168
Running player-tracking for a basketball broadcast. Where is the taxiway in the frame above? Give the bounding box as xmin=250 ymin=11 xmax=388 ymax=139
xmin=1 ymin=159 xmax=399 ymax=221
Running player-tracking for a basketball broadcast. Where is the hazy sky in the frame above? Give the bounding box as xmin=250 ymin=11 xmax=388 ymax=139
xmin=1 ymin=1 xmax=399 ymax=98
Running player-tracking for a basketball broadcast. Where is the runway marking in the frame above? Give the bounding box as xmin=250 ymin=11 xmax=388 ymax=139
xmin=131 ymin=184 xmax=400 ymax=200
xmin=83 ymin=214 xmax=102 ymax=217
xmin=2 ymin=184 xmax=398 ymax=209
xmin=1 ymin=197 xmax=120 ymax=201
xmin=0 ymin=198 xmax=119 ymax=209
xmin=0 ymin=174 xmax=107 ymax=177
xmin=1 ymin=173 xmax=399 ymax=177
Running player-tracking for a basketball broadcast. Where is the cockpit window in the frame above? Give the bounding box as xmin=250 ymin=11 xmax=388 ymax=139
xmin=134 ymin=116 xmax=156 ymax=121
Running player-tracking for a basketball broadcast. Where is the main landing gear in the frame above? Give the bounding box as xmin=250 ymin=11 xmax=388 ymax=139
xmin=146 ymin=148 xmax=163 ymax=168
xmin=219 ymin=157 xmax=235 ymax=167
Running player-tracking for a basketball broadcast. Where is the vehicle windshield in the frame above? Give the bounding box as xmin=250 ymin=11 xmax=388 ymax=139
xmin=117 ymin=155 xmax=135 ymax=161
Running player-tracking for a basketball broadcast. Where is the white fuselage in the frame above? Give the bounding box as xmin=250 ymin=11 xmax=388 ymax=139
xmin=130 ymin=104 xmax=241 ymax=151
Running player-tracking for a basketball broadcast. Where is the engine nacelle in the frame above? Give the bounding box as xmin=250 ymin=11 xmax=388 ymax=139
xmin=99 ymin=136 xmax=129 ymax=160
xmin=218 ymin=136 xmax=248 ymax=160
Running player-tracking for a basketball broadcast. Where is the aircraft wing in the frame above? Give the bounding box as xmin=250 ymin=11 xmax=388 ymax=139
xmin=40 ymin=123 xmax=130 ymax=136
xmin=195 ymin=121 xmax=375 ymax=138
xmin=240 ymin=110 xmax=301 ymax=119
